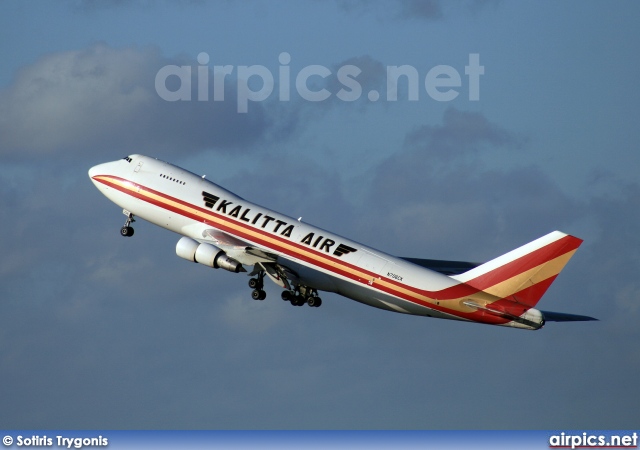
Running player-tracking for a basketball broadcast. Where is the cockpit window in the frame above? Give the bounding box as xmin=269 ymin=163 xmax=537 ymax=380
xmin=122 ymin=156 xmax=133 ymax=163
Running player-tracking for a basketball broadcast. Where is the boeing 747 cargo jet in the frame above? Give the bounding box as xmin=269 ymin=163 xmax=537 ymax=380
xmin=89 ymin=155 xmax=596 ymax=330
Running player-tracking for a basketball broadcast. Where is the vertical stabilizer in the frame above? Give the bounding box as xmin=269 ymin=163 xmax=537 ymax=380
xmin=452 ymin=231 xmax=583 ymax=308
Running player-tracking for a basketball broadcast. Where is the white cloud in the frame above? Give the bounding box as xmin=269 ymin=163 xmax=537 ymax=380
xmin=0 ymin=44 xmax=270 ymax=160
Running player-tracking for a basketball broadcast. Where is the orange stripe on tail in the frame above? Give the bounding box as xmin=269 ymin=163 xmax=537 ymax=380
xmin=453 ymin=231 xmax=582 ymax=309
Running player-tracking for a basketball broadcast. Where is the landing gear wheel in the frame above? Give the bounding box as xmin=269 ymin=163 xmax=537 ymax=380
xmin=251 ymin=289 xmax=266 ymax=300
xmin=291 ymin=296 xmax=305 ymax=307
xmin=120 ymin=211 xmax=135 ymax=237
xmin=258 ymin=290 xmax=266 ymax=300
xmin=281 ymin=290 xmax=293 ymax=302
xmin=307 ymin=297 xmax=322 ymax=307
xmin=248 ymin=278 xmax=260 ymax=289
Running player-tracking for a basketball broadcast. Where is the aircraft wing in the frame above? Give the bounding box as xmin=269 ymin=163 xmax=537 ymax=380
xmin=399 ymin=257 xmax=481 ymax=276
xmin=202 ymin=229 xmax=278 ymax=265
xmin=202 ymin=228 xmax=299 ymax=290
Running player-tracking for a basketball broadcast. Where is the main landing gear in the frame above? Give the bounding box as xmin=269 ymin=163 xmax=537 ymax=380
xmin=248 ymin=271 xmax=267 ymax=300
xmin=247 ymin=266 xmax=322 ymax=307
xmin=281 ymin=287 xmax=322 ymax=308
xmin=120 ymin=210 xmax=135 ymax=237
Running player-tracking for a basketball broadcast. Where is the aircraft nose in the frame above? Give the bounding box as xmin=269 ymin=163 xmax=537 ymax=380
xmin=88 ymin=162 xmax=108 ymax=180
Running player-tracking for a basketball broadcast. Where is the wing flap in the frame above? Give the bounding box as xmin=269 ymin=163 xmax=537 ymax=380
xmin=260 ymin=262 xmax=298 ymax=290
xmin=202 ymin=229 xmax=278 ymax=265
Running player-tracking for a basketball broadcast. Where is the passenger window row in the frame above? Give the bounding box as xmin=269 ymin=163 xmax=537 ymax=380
xmin=160 ymin=173 xmax=185 ymax=185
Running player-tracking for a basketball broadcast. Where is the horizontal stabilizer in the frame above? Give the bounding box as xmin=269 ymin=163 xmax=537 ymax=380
xmin=541 ymin=311 xmax=598 ymax=322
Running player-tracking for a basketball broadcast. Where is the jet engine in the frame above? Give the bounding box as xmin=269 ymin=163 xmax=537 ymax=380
xmin=176 ymin=237 xmax=245 ymax=273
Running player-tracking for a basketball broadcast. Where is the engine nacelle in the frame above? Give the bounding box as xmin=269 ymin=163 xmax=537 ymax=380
xmin=194 ymin=241 xmax=223 ymax=267
xmin=176 ymin=236 xmax=200 ymax=262
xmin=175 ymin=237 xmax=245 ymax=273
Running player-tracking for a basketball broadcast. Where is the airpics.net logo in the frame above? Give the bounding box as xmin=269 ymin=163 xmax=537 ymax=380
xmin=549 ymin=432 xmax=638 ymax=449
xmin=154 ymin=52 xmax=484 ymax=113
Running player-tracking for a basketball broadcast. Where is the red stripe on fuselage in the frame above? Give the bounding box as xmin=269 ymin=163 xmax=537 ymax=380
xmin=93 ymin=175 xmax=571 ymax=323
xmin=94 ymin=175 xmax=381 ymax=285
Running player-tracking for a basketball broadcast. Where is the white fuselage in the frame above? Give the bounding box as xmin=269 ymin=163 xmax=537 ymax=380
xmin=90 ymin=154 xmax=558 ymax=330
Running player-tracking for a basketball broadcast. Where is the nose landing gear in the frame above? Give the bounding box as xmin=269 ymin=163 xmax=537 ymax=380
xmin=120 ymin=210 xmax=135 ymax=237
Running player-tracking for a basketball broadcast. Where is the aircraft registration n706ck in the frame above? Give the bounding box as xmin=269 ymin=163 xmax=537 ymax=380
xmin=89 ymin=155 xmax=596 ymax=330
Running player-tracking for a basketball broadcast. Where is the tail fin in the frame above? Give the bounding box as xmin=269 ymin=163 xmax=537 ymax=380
xmin=452 ymin=231 xmax=582 ymax=308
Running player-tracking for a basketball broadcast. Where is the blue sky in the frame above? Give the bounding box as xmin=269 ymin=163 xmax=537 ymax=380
xmin=0 ymin=0 xmax=639 ymax=429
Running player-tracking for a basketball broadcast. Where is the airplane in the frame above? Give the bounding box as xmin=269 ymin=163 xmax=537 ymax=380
xmin=89 ymin=154 xmax=597 ymax=330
